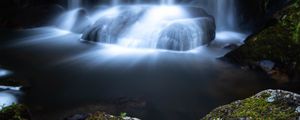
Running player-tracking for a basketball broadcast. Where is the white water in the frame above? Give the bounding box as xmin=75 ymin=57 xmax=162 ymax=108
xmin=112 ymin=0 xmax=175 ymax=5
xmin=192 ymin=0 xmax=237 ymax=30
xmin=58 ymin=0 xmax=242 ymax=51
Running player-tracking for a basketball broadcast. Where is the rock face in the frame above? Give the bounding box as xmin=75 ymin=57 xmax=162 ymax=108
xmin=0 ymin=104 xmax=31 ymax=120
xmin=225 ymin=0 xmax=300 ymax=83
xmin=202 ymin=89 xmax=300 ymax=120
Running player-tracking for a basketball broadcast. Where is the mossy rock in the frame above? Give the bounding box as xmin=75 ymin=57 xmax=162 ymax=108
xmin=0 ymin=103 xmax=31 ymax=120
xmin=202 ymin=89 xmax=300 ymax=120
xmin=66 ymin=112 xmax=139 ymax=120
xmin=225 ymin=0 xmax=300 ymax=80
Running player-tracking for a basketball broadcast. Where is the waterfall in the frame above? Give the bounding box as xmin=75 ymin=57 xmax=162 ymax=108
xmin=68 ymin=0 xmax=82 ymax=9
xmin=192 ymin=0 xmax=237 ymax=31
xmin=111 ymin=0 xmax=175 ymax=5
xmin=60 ymin=0 xmax=244 ymax=51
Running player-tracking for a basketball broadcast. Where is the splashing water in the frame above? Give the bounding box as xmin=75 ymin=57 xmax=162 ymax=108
xmin=57 ymin=0 xmax=244 ymax=51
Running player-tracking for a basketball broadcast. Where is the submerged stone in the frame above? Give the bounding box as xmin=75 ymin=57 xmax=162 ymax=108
xmin=259 ymin=60 xmax=275 ymax=72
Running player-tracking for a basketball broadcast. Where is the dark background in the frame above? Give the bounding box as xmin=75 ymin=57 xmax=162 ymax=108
xmin=0 ymin=0 xmax=290 ymax=31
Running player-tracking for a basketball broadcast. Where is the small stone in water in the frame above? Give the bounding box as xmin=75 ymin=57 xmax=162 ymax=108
xmin=296 ymin=106 xmax=300 ymax=113
xmin=259 ymin=60 xmax=275 ymax=72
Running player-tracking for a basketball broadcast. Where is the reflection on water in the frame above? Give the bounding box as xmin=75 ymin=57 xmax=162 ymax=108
xmin=0 ymin=27 xmax=271 ymax=120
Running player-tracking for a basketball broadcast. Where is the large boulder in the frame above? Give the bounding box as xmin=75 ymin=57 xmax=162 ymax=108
xmin=157 ymin=17 xmax=215 ymax=51
xmin=202 ymin=89 xmax=300 ymax=120
xmin=81 ymin=6 xmax=146 ymax=43
xmin=224 ymin=0 xmax=300 ymax=83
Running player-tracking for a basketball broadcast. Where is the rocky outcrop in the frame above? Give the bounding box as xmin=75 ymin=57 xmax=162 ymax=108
xmin=225 ymin=0 xmax=300 ymax=83
xmin=0 ymin=103 xmax=31 ymax=120
xmin=202 ymin=89 xmax=300 ymax=120
xmin=66 ymin=112 xmax=140 ymax=120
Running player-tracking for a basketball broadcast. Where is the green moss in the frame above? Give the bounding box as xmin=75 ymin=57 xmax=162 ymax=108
xmin=87 ymin=112 xmax=128 ymax=120
xmin=0 ymin=103 xmax=31 ymax=120
xmin=202 ymin=93 xmax=299 ymax=120
xmin=226 ymin=0 xmax=300 ymax=77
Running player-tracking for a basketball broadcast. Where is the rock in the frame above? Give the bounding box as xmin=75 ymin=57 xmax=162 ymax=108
xmin=56 ymin=8 xmax=92 ymax=34
xmin=223 ymin=43 xmax=239 ymax=50
xmin=157 ymin=17 xmax=215 ymax=51
xmin=0 ymin=104 xmax=31 ymax=120
xmin=259 ymin=60 xmax=275 ymax=72
xmin=296 ymin=106 xmax=300 ymax=113
xmin=224 ymin=0 xmax=300 ymax=83
xmin=65 ymin=113 xmax=89 ymax=120
xmin=202 ymin=89 xmax=300 ymax=120
xmin=71 ymin=9 xmax=92 ymax=33
xmin=85 ymin=111 xmax=140 ymax=120
xmin=81 ymin=6 xmax=146 ymax=43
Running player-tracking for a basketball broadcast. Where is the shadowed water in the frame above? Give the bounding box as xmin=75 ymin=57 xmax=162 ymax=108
xmin=0 ymin=27 xmax=273 ymax=120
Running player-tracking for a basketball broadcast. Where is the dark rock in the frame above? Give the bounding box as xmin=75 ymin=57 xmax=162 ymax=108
xmin=224 ymin=0 xmax=300 ymax=83
xmin=0 ymin=104 xmax=31 ymax=120
xmin=223 ymin=43 xmax=239 ymax=50
xmin=81 ymin=6 xmax=146 ymax=43
xmin=157 ymin=17 xmax=215 ymax=51
xmin=65 ymin=113 xmax=89 ymax=120
xmin=259 ymin=60 xmax=275 ymax=72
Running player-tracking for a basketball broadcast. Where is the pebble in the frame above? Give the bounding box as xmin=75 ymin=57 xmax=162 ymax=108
xmin=296 ymin=106 xmax=300 ymax=113
xmin=267 ymin=96 xmax=276 ymax=103
xmin=259 ymin=60 xmax=275 ymax=72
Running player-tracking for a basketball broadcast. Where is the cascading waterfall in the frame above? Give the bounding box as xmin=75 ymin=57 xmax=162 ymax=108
xmin=57 ymin=0 xmax=241 ymax=51
xmin=191 ymin=0 xmax=237 ymax=30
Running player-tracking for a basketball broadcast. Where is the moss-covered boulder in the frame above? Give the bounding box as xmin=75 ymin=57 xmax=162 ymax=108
xmin=202 ymin=89 xmax=300 ymax=120
xmin=66 ymin=112 xmax=140 ymax=120
xmin=225 ymin=0 xmax=300 ymax=82
xmin=86 ymin=112 xmax=139 ymax=120
xmin=0 ymin=103 xmax=31 ymax=120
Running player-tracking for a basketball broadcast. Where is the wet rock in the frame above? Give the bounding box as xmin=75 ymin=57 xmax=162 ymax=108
xmin=0 ymin=104 xmax=31 ymax=120
xmin=296 ymin=106 xmax=300 ymax=113
xmin=223 ymin=43 xmax=239 ymax=50
xmin=82 ymin=6 xmax=146 ymax=43
xmin=224 ymin=0 xmax=300 ymax=83
xmin=75 ymin=111 xmax=141 ymax=120
xmin=202 ymin=89 xmax=300 ymax=120
xmin=65 ymin=113 xmax=89 ymax=120
xmin=157 ymin=17 xmax=215 ymax=51
xmin=259 ymin=60 xmax=275 ymax=72
xmin=56 ymin=8 xmax=92 ymax=33
xmin=71 ymin=9 xmax=92 ymax=33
